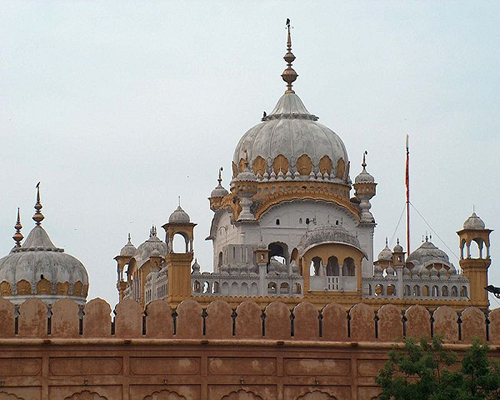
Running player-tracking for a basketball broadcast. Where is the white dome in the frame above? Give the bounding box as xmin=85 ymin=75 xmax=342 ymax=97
xmin=120 ymin=235 xmax=136 ymax=257
xmin=233 ymin=93 xmax=349 ymax=182
xmin=463 ymin=212 xmax=485 ymax=230
xmin=0 ymin=225 xmax=88 ymax=299
xmin=355 ymin=166 xmax=374 ymax=184
xmin=168 ymin=205 xmax=190 ymax=224
xmin=135 ymin=231 xmax=168 ymax=263
xmin=210 ymin=183 xmax=229 ymax=198
xmin=406 ymin=240 xmax=451 ymax=274
xmin=377 ymin=244 xmax=393 ymax=262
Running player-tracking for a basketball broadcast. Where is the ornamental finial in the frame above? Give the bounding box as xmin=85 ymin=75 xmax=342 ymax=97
xmin=362 ymin=151 xmax=368 ymax=169
xmin=281 ymin=19 xmax=298 ymax=94
xmin=13 ymin=208 xmax=23 ymax=247
xmin=218 ymin=167 xmax=223 ymax=185
xmin=33 ymin=182 xmax=45 ymax=225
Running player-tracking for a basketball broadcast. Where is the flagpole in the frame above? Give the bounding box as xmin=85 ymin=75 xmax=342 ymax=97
xmin=406 ymin=135 xmax=410 ymax=254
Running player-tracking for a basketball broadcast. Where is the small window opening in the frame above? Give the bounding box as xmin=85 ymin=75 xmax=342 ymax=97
xmin=276 ymin=219 xmax=280 ymax=226
xmin=306 ymin=218 xmax=310 ymax=225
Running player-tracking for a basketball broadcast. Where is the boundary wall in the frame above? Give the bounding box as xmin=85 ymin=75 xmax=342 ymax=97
xmin=0 ymin=297 xmax=499 ymax=400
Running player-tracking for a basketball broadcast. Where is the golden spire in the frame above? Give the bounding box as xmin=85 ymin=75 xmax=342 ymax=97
xmin=13 ymin=208 xmax=23 ymax=247
xmin=33 ymin=182 xmax=45 ymax=225
xmin=218 ymin=167 xmax=223 ymax=185
xmin=281 ymin=19 xmax=298 ymax=94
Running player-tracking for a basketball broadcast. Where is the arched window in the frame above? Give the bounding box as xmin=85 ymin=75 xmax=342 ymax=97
xmin=460 ymin=286 xmax=468 ymax=297
xmin=442 ymin=286 xmax=449 ymax=297
xmin=173 ymin=233 xmax=188 ymax=253
xmin=342 ymin=258 xmax=355 ymax=277
xmin=203 ymin=282 xmax=210 ymax=294
xmin=295 ymin=283 xmax=302 ymax=294
xmin=326 ymin=256 xmax=339 ymax=276
xmin=310 ymin=257 xmax=322 ymax=276
xmin=240 ymin=282 xmax=249 ymax=295
xmin=193 ymin=281 xmax=201 ymax=293
xmin=268 ymin=282 xmax=277 ymax=294
xmin=280 ymin=282 xmax=289 ymax=294
xmin=230 ymin=282 xmax=238 ymax=295
xmin=375 ymin=284 xmax=384 ymax=296
xmin=387 ymin=284 xmax=396 ymax=296
xmin=268 ymin=242 xmax=288 ymax=266
xmin=213 ymin=282 xmax=220 ymax=294
xmin=422 ymin=285 xmax=430 ymax=297
xmin=432 ymin=285 xmax=439 ymax=297
xmin=404 ymin=285 xmax=411 ymax=296
xmin=413 ymin=285 xmax=421 ymax=297
xmin=451 ymin=286 xmax=458 ymax=297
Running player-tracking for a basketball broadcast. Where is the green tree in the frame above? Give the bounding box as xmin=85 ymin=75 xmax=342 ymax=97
xmin=376 ymin=337 xmax=499 ymax=400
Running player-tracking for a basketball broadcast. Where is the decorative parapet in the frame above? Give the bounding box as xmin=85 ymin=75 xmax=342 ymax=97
xmin=0 ymin=296 xmax=498 ymax=344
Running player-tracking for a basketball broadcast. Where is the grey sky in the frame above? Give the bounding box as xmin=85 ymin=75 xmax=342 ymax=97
xmin=1 ymin=1 xmax=499 ymax=307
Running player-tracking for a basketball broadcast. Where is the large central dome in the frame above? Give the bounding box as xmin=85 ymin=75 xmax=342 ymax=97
xmin=232 ymin=24 xmax=350 ymax=185
xmin=232 ymin=92 xmax=349 ymax=183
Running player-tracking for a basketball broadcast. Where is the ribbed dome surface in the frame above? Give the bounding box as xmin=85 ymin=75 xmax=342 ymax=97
xmin=463 ymin=212 xmax=486 ymax=230
xmin=233 ymin=93 xmax=349 ymax=179
xmin=0 ymin=225 xmax=88 ymax=297
xmin=169 ymin=206 xmax=190 ymax=224
xmin=406 ymin=240 xmax=451 ymax=273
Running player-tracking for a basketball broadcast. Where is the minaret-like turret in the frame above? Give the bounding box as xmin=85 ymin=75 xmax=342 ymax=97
xmin=457 ymin=212 xmax=492 ymax=308
xmin=353 ymin=151 xmax=377 ymax=223
xmin=162 ymin=200 xmax=196 ymax=305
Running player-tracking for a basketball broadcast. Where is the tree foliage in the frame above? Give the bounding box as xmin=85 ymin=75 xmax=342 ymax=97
xmin=376 ymin=337 xmax=500 ymax=400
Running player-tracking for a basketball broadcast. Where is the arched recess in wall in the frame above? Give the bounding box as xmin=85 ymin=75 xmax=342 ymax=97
xmin=253 ymin=155 xmax=267 ymax=176
xmin=290 ymin=248 xmax=299 ymax=265
xmin=64 ymin=391 xmax=108 ymax=400
xmin=222 ymin=389 xmax=264 ymax=400
xmin=272 ymin=154 xmax=289 ymax=174
xmin=296 ymin=154 xmax=313 ymax=175
xmin=336 ymin=158 xmax=345 ymax=179
xmin=296 ymin=390 xmax=337 ymax=399
xmin=144 ymin=389 xmax=187 ymax=400
xmin=319 ymin=155 xmax=333 ymax=175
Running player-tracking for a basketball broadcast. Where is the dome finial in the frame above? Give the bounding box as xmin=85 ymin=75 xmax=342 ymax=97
xmin=13 ymin=208 xmax=23 ymax=247
xmin=362 ymin=151 xmax=368 ymax=169
xmin=33 ymin=182 xmax=45 ymax=225
xmin=281 ymin=19 xmax=298 ymax=94
xmin=218 ymin=167 xmax=223 ymax=185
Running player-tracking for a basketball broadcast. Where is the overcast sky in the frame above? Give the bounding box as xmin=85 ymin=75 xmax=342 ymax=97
xmin=1 ymin=1 xmax=499 ymax=308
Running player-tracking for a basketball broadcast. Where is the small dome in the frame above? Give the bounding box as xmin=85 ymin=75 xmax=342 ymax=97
xmin=377 ymin=243 xmax=393 ymax=262
xmin=463 ymin=212 xmax=485 ymax=230
xmin=192 ymin=259 xmax=200 ymax=273
xmin=393 ymin=239 xmax=404 ymax=253
xmin=120 ymin=235 xmax=136 ymax=257
xmin=386 ymin=265 xmax=395 ymax=276
xmin=211 ymin=183 xmax=229 ymax=198
xmin=0 ymin=225 xmax=89 ymax=303
xmin=169 ymin=205 xmax=190 ymax=224
xmin=406 ymin=240 xmax=451 ymax=274
xmin=354 ymin=165 xmax=374 ymax=184
xmin=135 ymin=229 xmax=168 ymax=263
